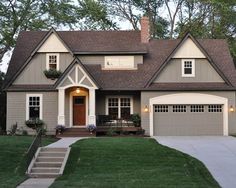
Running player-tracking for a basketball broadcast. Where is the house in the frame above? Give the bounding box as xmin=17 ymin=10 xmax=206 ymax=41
xmin=3 ymin=17 xmax=236 ymax=136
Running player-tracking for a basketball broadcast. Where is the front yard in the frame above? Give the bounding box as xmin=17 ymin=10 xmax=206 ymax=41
xmin=51 ymin=137 xmax=219 ymax=188
xmin=0 ymin=136 xmax=55 ymax=188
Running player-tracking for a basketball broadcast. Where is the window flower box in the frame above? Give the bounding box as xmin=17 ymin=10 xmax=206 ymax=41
xmin=25 ymin=118 xmax=44 ymax=132
xmin=44 ymin=69 xmax=62 ymax=80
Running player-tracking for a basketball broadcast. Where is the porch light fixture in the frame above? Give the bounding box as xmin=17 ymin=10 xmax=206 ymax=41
xmin=230 ymin=105 xmax=234 ymax=112
xmin=76 ymin=88 xmax=80 ymax=94
xmin=144 ymin=105 xmax=149 ymax=112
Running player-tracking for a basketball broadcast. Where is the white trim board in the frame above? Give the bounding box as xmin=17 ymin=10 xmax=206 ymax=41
xmin=149 ymin=93 xmax=228 ymax=136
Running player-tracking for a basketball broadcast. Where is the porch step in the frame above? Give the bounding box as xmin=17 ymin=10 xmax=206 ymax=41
xmin=59 ymin=128 xmax=95 ymax=137
xmin=27 ymin=147 xmax=71 ymax=178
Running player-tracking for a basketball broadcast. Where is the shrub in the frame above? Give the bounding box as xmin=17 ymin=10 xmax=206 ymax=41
xmin=131 ymin=114 xmax=141 ymax=127
xmin=55 ymin=125 xmax=66 ymax=135
xmin=86 ymin=124 xmax=96 ymax=133
xmin=25 ymin=118 xmax=44 ymax=132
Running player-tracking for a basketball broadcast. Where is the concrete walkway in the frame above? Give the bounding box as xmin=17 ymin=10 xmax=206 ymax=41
xmin=17 ymin=137 xmax=85 ymax=188
xmin=154 ymin=136 xmax=236 ymax=188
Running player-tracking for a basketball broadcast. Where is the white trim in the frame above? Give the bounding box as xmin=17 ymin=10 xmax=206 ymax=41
xmin=181 ymin=59 xmax=195 ymax=77
xmin=46 ymin=53 xmax=60 ymax=71
xmin=26 ymin=94 xmax=43 ymax=120
xmin=105 ymin=96 xmax=133 ymax=118
xmin=149 ymin=93 xmax=228 ymax=136
xmin=68 ymin=76 xmax=75 ymax=85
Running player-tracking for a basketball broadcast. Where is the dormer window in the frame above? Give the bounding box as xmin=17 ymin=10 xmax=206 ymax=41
xmin=104 ymin=56 xmax=135 ymax=69
xmin=182 ymin=59 xmax=195 ymax=77
xmin=46 ymin=53 xmax=59 ymax=70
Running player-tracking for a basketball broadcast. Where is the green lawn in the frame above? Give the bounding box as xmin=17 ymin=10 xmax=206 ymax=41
xmin=51 ymin=138 xmax=219 ymax=188
xmin=0 ymin=136 xmax=55 ymax=188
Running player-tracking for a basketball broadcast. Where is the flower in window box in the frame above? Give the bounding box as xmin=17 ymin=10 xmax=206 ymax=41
xmin=44 ymin=69 xmax=62 ymax=80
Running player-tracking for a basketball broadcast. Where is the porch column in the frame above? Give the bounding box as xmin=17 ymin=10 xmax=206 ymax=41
xmin=57 ymin=88 xmax=65 ymax=126
xmin=89 ymin=88 xmax=96 ymax=126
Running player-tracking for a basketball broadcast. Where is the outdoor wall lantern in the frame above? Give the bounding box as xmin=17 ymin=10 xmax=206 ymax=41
xmin=76 ymin=88 xmax=80 ymax=94
xmin=229 ymin=105 xmax=234 ymax=112
xmin=144 ymin=105 xmax=149 ymax=112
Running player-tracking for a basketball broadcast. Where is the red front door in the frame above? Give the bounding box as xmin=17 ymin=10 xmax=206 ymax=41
xmin=73 ymin=96 xmax=86 ymax=126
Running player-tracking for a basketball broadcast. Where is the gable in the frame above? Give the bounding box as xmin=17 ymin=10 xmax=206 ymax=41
xmin=38 ymin=33 xmax=69 ymax=53
xmin=57 ymin=61 xmax=98 ymax=89
xmin=154 ymin=59 xmax=225 ymax=83
xmin=173 ymin=38 xmax=206 ymax=58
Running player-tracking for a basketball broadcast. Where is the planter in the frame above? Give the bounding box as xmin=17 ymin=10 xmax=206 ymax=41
xmin=44 ymin=69 xmax=62 ymax=80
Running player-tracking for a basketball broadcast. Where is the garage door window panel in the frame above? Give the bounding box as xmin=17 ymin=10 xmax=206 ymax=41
xmin=190 ymin=105 xmax=204 ymax=113
xmin=208 ymin=105 xmax=222 ymax=112
xmin=173 ymin=105 xmax=186 ymax=112
xmin=154 ymin=105 xmax=168 ymax=112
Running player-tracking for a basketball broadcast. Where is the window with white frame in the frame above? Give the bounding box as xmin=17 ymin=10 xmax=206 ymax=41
xmin=104 ymin=56 xmax=134 ymax=69
xmin=182 ymin=59 xmax=195 ymax=77
xmin=46 ymin=53 xmax=59 ymax=70
xmin=154 ymin=105 xmax=168 ymax=112
xmin=208 ymin=105 xmax=222 ymax=112
xmin=107 ymin=97 xmax=133 ymax=119
xmin=173 ymin=105 xmax=186 ymax=112
xmin=26 ymin=94 xmax=42 ymax=120
xmin=190 ymin=105 xmax=204 ymax=112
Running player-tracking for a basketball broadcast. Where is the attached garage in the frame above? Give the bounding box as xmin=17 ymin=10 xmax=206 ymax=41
xmin=149 ymin=93 xmax=228 ymax=136
xmin=153 ymin=104 xmax=223 ymax=136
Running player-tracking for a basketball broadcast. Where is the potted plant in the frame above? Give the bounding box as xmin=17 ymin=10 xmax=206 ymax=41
xmin=25 ymin=118 xmax=45 ymax=133
xmin=131 ymin=114 xmax=141 ymax=127
xmin=44 ymin=68 xmax=62 ymax=80
xmin=55 ymin=125 xmax=66 ymax=135
xmin=86 ymin=124 xmax=96 ymax=134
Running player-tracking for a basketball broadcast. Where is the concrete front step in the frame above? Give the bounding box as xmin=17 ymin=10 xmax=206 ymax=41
xmin=41 ymin=148 xmax=67 ymax=152
xmin=34 ymin=162 xmax=62 ymax=168
xmin=39 ymin=152 xmax=66 ymax=157
xmin=29 ymin=173 xmax=60 ymax=178
xmin=31 ymin=167 xmax=60 ymax=173
xmin=36 ymin=157 xmax=64 ymax=162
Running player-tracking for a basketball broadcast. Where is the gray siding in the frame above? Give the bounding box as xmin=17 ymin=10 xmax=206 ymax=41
xmin=141 ymin=91 xmax=236 ymax=136
xmin=14 ymin=53 xmax=73 ymax=85
xmin=7 ymin=92 xmax=58 ymax=135
xmin=78 ymin=55 xmax=143 ymax=69
xmin=154 ymin=59 xmax=225 ymax=83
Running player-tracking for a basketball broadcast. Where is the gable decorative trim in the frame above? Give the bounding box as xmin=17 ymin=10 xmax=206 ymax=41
xmin=55 ymin=58 xmax=99 ymax=89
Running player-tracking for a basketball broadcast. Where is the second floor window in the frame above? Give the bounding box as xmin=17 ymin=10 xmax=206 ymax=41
xmin=46 ymin=53 xmax=59 ymax=70
xmin=182 ymin=59 xmax=195 ymax=77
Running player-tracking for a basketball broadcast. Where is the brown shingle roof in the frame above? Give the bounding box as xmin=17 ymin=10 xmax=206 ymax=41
xmin=4 ymin=30 xmax=236 ymax=91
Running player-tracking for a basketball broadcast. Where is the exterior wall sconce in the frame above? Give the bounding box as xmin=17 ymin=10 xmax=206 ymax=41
xmin=144 ymin=105 xmax=149 ymax=112
xmin=76 ymin=88 xmax=80 ymax=94
xmin=230 ymin=105 xmax=234 ymax=112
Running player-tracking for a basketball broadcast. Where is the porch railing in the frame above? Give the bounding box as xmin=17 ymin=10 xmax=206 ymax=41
xmin=26 ymin=129 xmax=42 ymax=171
xmin=96 ymin=115 xmax=135 ymax=127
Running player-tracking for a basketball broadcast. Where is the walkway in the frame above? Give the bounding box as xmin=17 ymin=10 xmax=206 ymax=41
xmin=154 ymin=136 xmax=236 ymax=188
xmin=17 ymin=137 xmax=85 ymax=188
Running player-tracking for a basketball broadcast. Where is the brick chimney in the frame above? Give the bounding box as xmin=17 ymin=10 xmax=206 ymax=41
xmin=140 ymin=16 xmax=150 ymax=43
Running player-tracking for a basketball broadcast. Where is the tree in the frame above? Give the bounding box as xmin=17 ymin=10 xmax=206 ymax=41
xmin=0 ymin=71 xmax=6 ymax=131
xmin=0 ymin=0 xmax=116 ymax=64
xmin=100 ymin=0 xmax=169 ymax=38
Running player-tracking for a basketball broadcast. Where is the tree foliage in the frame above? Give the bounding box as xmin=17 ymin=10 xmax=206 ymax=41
xmin=0 ymin=71 xmax=6 ymax=131
xmin=0 ymin=0 xmax=116 ymax=64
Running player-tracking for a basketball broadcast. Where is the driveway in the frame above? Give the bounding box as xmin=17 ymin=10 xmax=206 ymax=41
xmin=153 ymin=136 xmax=236 ymax=188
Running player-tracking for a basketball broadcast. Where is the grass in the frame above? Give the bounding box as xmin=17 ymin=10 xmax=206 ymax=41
xmin=51 ymin=138 xmax=220 ymax=188
xmin=0 ymin=135 xmax=56 ymax=188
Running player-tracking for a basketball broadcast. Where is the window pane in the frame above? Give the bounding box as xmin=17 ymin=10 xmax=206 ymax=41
xmin=121 ymin=107 xmax=130 ymax=119
xmin=108 ymin=98 xmax=118 ymax=107
xmin=184 ymin=68 xmax=192 ymax=74
xmin=49 ymin=64 xmax=57 ymax=70
xmin=29 ymin=107 xmax=40 ymax=119
xmin=120 ymin=98 xmax=130 ymax=107
xmin=108 ymin=108 xmax=118 ymax=119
